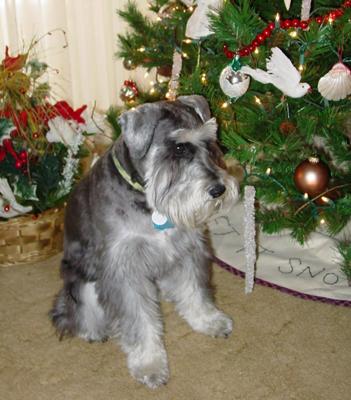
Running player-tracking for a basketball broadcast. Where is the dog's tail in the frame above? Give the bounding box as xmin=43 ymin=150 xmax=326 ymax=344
xmin=50 ymin=286 xmax=79 ymax=340
xmin=49 ymin=259 xmax=82 ymax=340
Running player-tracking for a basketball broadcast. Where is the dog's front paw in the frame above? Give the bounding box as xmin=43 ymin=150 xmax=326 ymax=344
xmin=190 ymin=311 xmax=233 ymax=338
xmin=129 ymin=353 xmax=169 ymax=389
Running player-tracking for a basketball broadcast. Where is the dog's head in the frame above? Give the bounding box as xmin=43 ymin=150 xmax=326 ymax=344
xmin=119 ymin=95 xmax=239 ymax=227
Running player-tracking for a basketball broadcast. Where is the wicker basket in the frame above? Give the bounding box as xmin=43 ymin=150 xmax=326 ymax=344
xmin=0 ymin=206 xmax=64 ymax=267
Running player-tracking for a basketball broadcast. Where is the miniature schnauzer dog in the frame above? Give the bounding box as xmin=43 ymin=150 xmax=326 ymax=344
xmin=51 ymin=95 xmax=239 ymax=388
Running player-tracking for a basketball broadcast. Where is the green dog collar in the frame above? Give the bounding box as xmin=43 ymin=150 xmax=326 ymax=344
xmin=111 ymin=151 xmax=144 ymax=193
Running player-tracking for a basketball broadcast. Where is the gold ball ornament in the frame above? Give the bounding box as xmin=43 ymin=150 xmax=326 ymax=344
xmin=294 ymin=157 xmax=330 ymax=197
xmin=123 ymin=58 xmax=137 ymax=71
xmin=119 ymin=80 xmax=139 ymax=103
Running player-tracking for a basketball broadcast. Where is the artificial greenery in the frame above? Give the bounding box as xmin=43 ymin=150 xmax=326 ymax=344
xmin=0 ymin=45 xmax=92 ymax=217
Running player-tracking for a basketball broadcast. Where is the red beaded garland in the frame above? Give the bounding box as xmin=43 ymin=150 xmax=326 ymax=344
xmin=262 ymin=28 xmax=271 ymax=38
xmin=223 ymin=3 xmax=348 ymax=59
xmin=281 ymin=19 xmax=292 ymax=29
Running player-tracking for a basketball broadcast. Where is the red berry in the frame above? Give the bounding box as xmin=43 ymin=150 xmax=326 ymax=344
xmin=292 ymin=19 xmax=300 ymax=27
xmin=15 ymin=159 xmax=22 ymax=169
xmin=316 ymin=16 xmax=323 ymax=24
xmin=4 ymin=204 xmax=10 ymax=213
xmin=252 ymin=40 xmax=259 ymax=47
xmin=19 ymin=150 xmax=27 ymax=161
xmin=268 ymin=22 xmax=275 ymax=30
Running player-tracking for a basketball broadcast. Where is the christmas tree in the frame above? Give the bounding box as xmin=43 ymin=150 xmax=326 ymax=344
xmin=116 ymin=0 xmax=351 ymax=279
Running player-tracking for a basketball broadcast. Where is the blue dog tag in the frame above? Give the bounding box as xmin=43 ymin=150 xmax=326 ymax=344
xmin=152 ymin=211 xmax=174 ymax=231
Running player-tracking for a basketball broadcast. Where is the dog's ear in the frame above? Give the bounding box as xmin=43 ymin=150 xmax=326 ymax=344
xmin=119 ymin=104 xmax=160 ymax=159
xmin=176 ymin=95 xmax=211 ymax=122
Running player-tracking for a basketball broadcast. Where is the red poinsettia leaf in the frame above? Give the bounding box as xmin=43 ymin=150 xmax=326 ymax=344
xmin=2 ymin=138 xmax=18 ymax=160
xmin=53 ymin=100 xmax=75 ymax=120
xmin=73 ymin=105 xmax=87 ymax=124
xmin=53 ymin=100 xmax=87 ymax=124
xmin=9 ymin=110 xmax=28 ymax=132
xmin=3 ymin=46 xmax=28 ymax=72
xmin=0 ymin=146 xmax=6 ymax=162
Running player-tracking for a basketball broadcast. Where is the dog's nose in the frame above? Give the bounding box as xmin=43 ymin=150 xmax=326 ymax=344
xmin=209 ymin=184 xmax=226 ymax=198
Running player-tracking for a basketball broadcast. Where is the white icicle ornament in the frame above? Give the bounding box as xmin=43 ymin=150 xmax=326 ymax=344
xmin=219 ymin=66 xmax=250 ymax=99
xmin=317 ymin=62 xmax=351 ymax=101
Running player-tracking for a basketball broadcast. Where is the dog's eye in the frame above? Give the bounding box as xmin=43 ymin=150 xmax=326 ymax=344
xmin=172 ymin=142 xmax=195 ymax=159
xmin=174 ymin=143 xmax=186 ymax=156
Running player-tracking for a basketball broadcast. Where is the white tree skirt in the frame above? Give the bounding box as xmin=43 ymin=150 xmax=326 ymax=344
xmin=208 ymin=203 xmax=351 ymax=306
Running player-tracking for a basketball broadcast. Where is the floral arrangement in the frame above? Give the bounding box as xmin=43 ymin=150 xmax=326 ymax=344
xmin=0 ymin=45 xmax=99 ymax=219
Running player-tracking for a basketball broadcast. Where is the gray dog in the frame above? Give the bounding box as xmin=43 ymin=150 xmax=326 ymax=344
xmin=51 ymin=95 xmax=239 ymax=388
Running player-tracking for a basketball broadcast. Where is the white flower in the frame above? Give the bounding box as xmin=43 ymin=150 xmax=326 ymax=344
xmin=46 ymin=116 xmax=83 ymax=154
xmin=79 ymin=109 xmax=105 ymax=135
xmin=0 ymin=178 xmax=32 ymax=218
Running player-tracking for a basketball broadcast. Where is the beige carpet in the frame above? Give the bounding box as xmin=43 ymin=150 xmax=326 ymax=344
xmin=0 ymin=254 xmax=350 ymax=400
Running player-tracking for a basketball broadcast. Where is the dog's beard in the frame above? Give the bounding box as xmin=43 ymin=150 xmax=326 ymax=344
xmin=146 ymin=173 xmax=239 ymax=229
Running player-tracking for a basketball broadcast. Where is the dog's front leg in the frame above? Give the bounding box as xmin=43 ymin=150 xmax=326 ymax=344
xmin=159 ymin=250 xmax=233 ymax=338
xmin=103 ymin=242 xmax=169 ymax=389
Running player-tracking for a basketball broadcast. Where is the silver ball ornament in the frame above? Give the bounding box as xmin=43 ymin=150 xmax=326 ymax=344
xmin=219 ymin=66 xmax=250 ymax=98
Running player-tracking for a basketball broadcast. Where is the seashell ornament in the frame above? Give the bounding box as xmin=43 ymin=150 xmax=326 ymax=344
xmin=219 ymin=66 xmax=250 ymax=99
xmin=317 ymin=62 xmax=351 ymax=101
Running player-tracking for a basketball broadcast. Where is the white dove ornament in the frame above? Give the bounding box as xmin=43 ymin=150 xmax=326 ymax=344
xmin=240 ymin=47 xmax=311 ymax=98
xmin=184 ymin=0 xmax=223 ymax=39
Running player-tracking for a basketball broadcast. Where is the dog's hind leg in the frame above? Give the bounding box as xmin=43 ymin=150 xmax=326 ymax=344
xmin=159 ymin=250 xmax=233 ymax=338
xmin=51 ymin=281 xmax=106 ymax=342
xmin=50 ymin=258 xmax=106 ymax=342
xmin=101 ymin=240 xmax=169 ymax=389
